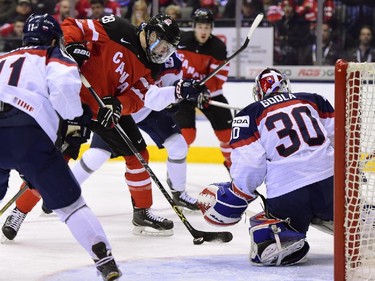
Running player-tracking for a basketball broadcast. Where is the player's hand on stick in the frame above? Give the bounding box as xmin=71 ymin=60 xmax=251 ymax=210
xmin=65 ymin=42 xmax=90 ymax=67
xmin=198 ymin=182 xmax=257 ymax=226
xmin=197 ymin=89 xmax=210 ymax=110
xmin=174 ymin=79 xmax=207 ymax=101
xmin=61 ymin=103 xmax=92 ymax=147
xmin=97 ymin=96 xmax=122 ymax=129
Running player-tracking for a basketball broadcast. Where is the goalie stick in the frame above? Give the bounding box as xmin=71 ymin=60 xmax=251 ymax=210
xmin=80 ymin=74 xmax=233 ymax=245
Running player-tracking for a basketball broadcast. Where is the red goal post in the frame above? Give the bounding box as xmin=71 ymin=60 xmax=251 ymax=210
xmin=334 ymin=59 xmax=375 ymax=281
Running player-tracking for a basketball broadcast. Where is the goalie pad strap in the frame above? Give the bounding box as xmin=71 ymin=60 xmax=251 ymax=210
xmin=249 ymin=212 xmax=308 ymax=266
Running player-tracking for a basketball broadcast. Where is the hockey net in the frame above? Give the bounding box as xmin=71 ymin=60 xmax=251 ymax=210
xmin=334 ymin=60 xmax=375 ymax=281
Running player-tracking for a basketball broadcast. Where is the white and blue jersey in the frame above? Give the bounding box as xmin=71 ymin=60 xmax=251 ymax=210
xmin=0 ymin=45 xmax=84 ymax=209
xmin=230 ymin=92 xmax=334 ymax=199
xmin=0 ymin=45 xmax=82 ymax=142
xmin=132 ymin=52 xmax=182 ymax=124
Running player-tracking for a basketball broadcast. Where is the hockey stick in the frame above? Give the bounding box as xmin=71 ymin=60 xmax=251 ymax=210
xmin=80 ymin=74 xmax=233 ymax=245
xmin=199 ymin=13 xmax=264 ymax=87
xmin=0 ymin=183 xmax=28 ymax=217
xmin=208 ymin=100 xmax=243 ymax=111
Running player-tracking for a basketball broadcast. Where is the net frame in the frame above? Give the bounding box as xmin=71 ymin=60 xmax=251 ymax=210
xmin=334 ymin=59 xmax=375 ymax=281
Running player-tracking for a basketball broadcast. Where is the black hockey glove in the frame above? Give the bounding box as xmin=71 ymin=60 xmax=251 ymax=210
xmin=174 ymin=79 xmax=207 ymax=101
xmin=97 ymin=96 xmax=122 ymax=129
xmin=60 ymin=103 xmax=93 ymax=150
xmin=65 ymin=42 xmax=90 ymax=67
xmin=197 ymin=89 xmax=211 ymax=110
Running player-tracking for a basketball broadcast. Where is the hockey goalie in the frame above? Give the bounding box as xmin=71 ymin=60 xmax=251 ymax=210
xmin=198 ymin=68 xmax=334 ymax=266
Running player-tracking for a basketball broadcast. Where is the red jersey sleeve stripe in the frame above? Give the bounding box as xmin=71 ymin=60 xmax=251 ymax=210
xmin=230 ymin=132 xmax=260 ymax=149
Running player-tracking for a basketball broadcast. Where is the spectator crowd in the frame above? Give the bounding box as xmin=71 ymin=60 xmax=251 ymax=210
xmin=1 ymin=0 xmax=374 ymax=65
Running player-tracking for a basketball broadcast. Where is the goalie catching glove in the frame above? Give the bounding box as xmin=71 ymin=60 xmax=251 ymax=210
xmin=97 ymin=96 xmax=122 ymax=129
xmin=174 ymin=79 xmax=210 ymax=108
xmin=198 ymin=181 xmax=257 ymax=226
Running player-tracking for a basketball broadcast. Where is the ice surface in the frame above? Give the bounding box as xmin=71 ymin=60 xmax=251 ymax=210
xmin=0 ymin=162 xmax=333 ymax=281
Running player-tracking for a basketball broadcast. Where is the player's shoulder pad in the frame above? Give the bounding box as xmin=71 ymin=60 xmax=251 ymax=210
xmin=207 ymin=35 xmax=227 ymax=60
xmin=99 ymin=14 xmax=138 ymax=43
xmin=179 ymin=30 xmax=194 ymax=43
xmin=48 ymin=46 xmax=77 ymax=65
xmin=232 ymin=102 xmax=265 ymax=127
xmin=294 ymin=92 xmax=332 ymax=105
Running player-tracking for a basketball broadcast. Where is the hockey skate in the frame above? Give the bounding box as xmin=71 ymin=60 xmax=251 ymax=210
xmin=1 ymin=207 xmax=27 ymax=242
xmin=132 ymin=207 xmax=174 ymax=236
xmin=171 ymin=189 xmax=199 ymax=211
xmin=41 ymin=201 xmax=53 ymax=215
xmin=167 ymin=178 xmax=199 ymax=211
xmin=92 ymin=242 xmax=121 ymax=281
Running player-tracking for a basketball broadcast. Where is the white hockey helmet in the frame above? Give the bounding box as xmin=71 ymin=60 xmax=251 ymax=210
xmin=253 ymin=68 xmax=291 ymax=101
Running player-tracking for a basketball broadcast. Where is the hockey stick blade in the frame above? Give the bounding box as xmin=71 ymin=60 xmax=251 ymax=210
xmin=199 ymin=13 xmax=264 ymax=86
xmin=201 ymin=230 xmax=233 ymax=243
xmin=81 ymin=74 xmax=233 ymax=244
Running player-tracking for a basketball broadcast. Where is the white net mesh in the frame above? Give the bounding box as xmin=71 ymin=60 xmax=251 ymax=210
xmin=344 ymin=62 xmax=375 ymax=280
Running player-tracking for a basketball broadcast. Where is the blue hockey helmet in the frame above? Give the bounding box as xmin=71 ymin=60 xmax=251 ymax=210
xmin=23 ymin=14 xmax=63 ymax=46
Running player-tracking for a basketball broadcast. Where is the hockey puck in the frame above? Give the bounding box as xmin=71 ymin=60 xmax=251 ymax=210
xmin=193 ymin=237 xmax=204 ymax=245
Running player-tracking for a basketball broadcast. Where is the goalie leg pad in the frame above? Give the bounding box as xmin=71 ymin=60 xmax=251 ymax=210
xmin=249 ymin=212 xmax=309 ymax=266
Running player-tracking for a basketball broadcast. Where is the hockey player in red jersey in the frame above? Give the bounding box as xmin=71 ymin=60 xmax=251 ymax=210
xmin=71 ymin=51 xmax=201 ymax=215
xmin=0 ymin=14 xmax=121 ymax=280
xmin=2 ymin=14 xmax=206 ymax=239
xmin=174 ymin=8 xmax=233 ymax=173
xmin=198 ymin=68 xmax=334 ymax=266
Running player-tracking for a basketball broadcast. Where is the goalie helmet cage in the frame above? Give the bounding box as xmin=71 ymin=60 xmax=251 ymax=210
xmin=334 ymin=59 xmax=375 ymax=281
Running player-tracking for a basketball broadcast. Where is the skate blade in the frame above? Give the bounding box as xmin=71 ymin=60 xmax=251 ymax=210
xmin=1 ymin=234 xmax=15 ymax=244
xmin=106 ymin=271 xmax=122 ymax=281
xmin=39 ymin=211 xmax=57 ymax=217
xmin=97 ymin=269 xmax=122 ymax=281
xmin=132 ymin=226 xmax=174 ymax=237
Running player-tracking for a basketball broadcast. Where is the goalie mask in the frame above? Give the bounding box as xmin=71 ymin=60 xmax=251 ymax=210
xmin=253 ymin=68 xmax=291 ymax=101
xmin=23 ymin=14 xmax=63 ymax=46
xmin=143 ymin=13 xmax=180 ymax=64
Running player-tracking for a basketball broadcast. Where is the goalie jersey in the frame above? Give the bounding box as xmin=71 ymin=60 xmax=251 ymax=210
xmin=230 ymin=92 xmax=334 ymax=199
